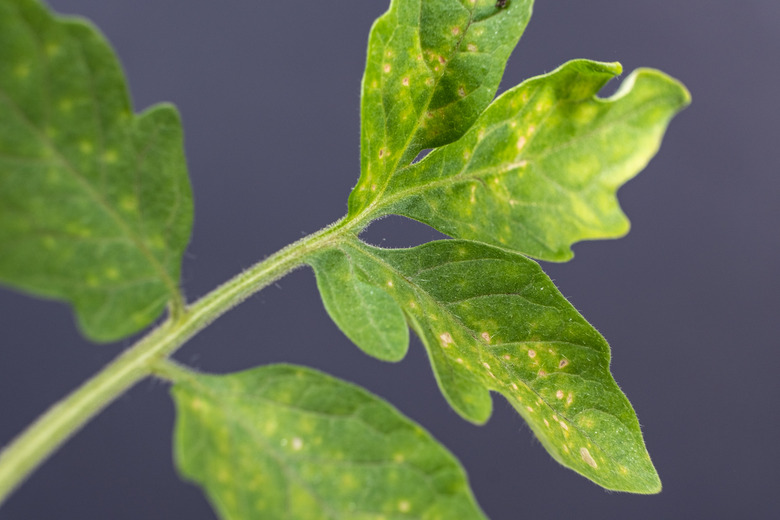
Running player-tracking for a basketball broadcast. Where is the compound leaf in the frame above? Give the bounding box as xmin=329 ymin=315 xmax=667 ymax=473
xmin=350 ymin=0 xmax=533 ymax=217
xmin=172 ymin=364 xmax=486 ymax=520
xmin=309 ymin=239 xmax=661 ymax=493
xmin=0 ymin=0 xmax=192 ymax=341
xmin=370 ymin=60 xmax=690 ymax=261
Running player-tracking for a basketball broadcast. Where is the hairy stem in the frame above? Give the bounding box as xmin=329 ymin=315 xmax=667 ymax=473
xmin=0 ymin=217 xmax=351 ymax=506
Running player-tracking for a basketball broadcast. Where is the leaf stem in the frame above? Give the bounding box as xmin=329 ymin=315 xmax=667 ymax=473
xmin=0 ymin=216 xmax=352 ymax=506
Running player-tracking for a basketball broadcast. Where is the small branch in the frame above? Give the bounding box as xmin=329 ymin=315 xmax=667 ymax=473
xmin=0 ymin=216 xmax=351 ymax=506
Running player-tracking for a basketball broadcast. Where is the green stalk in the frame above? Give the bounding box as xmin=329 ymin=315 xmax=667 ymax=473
xmin=0 ymin=217 xmax=351 ymax=506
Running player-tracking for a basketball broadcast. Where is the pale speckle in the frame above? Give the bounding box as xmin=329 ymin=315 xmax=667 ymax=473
xmin=79 ymin=140 xmax=94 ymax=154
xmin=503 ymin=354 xmax=511 ymax=361
xmin=470 ymin=184 xmax=477 ymax=203
xmin=456 ymin=357 xmax=464 ymax=364
xmin=467 ymin=43 xmax=478 ymax=52
xmin=481 ymin=332 xmax=491 ymax=343
xmin=544 ymin=419 xmax=550 ymax=427
xmin=439 ymin=332 xmax=454 ymax=346
xmin=386 ymin=280 xmax=393 ymax=287
xmin=102 ymin=149 xmax=118 ymax=164
xmin=458 ymin=85 xmax=466 ymax=97
xmin=383 ymin=63 xmax=391 ymax=73
xmin=516 ymin=135 xmax=527 ymax=151
xmin=566 ymin=392 xmax=574 ymax=406
xmin=14 ymin=64 xmax=30 ymax=79
xmin=560 ymin=421 xmax=569 ymax=432
xmin=511 ymin=383 xmax=519 ymax=390
xmin=509 ymin=199 xmax=518 ymax=207
xmin=580 ymin=447 xmax=598 ymax=468
xmin=527 ymin=349 xmax=536 ymax=358
xmin=371 ymin=184 xmax=378 ymax=191
xmin=425 ymin=78 xmax=434 ymax=86
xmin=402 ymin=77 xmax=410 ymax=86
xmin=526 ymin=406 xmax=534 ymax=413
xmin=394 ymin=453 xmax=405 ymax=463
xmin=563 ymin=444 xmax=570 ymax=453
xmin=556 ymin=390 xmax=565 ymax=400
xmin=291 ymin=437 xmax=303 ymax=451
xmin=538 ymin=370 xmax=547 ymax=377
xmin=527 ymin=125 xmax=537 ymax=135
xmin=372 ymin=80 xmax=379 ymax=88
xmin=482 ymin=362 xmax=491 ymax=370
xmin=398 ymin=500 xmax=411 ymax=513
xmin=408 ymin=301 xmax=417 ymax=308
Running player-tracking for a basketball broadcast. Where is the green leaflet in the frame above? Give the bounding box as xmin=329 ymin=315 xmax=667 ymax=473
xmin=350 ymin=0 xmax=533 ymax=216
xmin=309 ymin=239 xmax=661 ymax=493
xmin=172 ymin=364 xmax=486 ymax=520
xmin=370 ymin=60 xmax=691 ymax=261
xmin=0 ymin=0 xmax=192 ymax=341
xmin=309 ymin=249 xmax=409 ymax=361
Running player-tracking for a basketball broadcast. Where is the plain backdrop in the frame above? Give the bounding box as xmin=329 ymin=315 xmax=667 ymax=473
xmin=1 ymin=1 xmax=778 ymax=519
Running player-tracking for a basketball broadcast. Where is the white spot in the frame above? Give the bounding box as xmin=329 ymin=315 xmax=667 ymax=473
xmin=580 ymin=447 xmax=598 ymax=468
xmin=482 ymin=362 xmax=491 ymax=369
xmin=439 ymin=332 xmax=454 ymax=346
xmin=481 ymin=332 xmax=491 ymax=343
xmin=291 ymin=437 xmax=303 ymax=451
xmin=526 ymin=406 xmax=534 ymax=413
xmin=560 ymin=421 xmax=569 ymax=432
xmin=402 ymin=77 xmax=410 ymax=86
xmin=456 ymin=357 xmax=464 ymax=364
xmin=383 ymin=63 xmax=391 ymax=73
xmin=527 ymin=349 xmax=536 ymax=358
xmin=386 ymin=280 xmax=393 ymax=287
xmin=516 ymin=135 xmax=527 ymax=151
xmin=467 ymin=43 xmax=478 ymax=52
xmin=511 ymin=383 xmax=519 ymax=390
xmin=544 ymin=419 xmax=550 ymax=427
xmin=503 ymin=354 xmax=511 ymax=361
xmin=566 ymin=392 xmax=574 ymax=406
xmin=556 ymin=390 xmax=565 ymax=400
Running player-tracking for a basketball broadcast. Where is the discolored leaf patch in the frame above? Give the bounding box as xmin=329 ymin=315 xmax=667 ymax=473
xmin=0 ymin=0 xmax=192 ymax=341
xmin=310 ymin=239 xmax=662 ymax=493
xmin=172 ymin=364 xmax=487 ymax=520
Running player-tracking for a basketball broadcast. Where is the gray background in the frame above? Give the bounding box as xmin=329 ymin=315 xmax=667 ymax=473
xmin=1 ymin=0 xmax=778 ymax=518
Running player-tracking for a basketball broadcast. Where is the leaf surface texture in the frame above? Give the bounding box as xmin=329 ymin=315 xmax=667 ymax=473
xmin=172 ymin=364 xmax=486 ymax=520
xmin=0 ymin=0 xmax=192 ymax=340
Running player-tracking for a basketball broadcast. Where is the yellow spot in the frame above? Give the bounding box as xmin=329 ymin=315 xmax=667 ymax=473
xmin=217 ymin=467 xmax=231 ymax=483
xmin=383 ymin=63 xmax=391 ymax=73
xmin=470 ymin=184 xmax=477 ymax=203
xmin=527 ymin=124 xmax=537 ymax=135
xmin=291 ymin=437 xmax=303 ymax=451
xmin=563 ymin=444 xmax=570 ymax=453
xmin=105 ymin=267 xmax=120 ymax=280
xmin=393 ymin=453 xmax=405 ymax=463
xmin=190 ymin=398 xmax=204 ymax=411
xmin=59 ymin=99 xmax=73 ymax=112
xmin=439 ymin=332 xmax=454 ymax=346
xmin=372 ymin=80 xmax=378 ymax=88
xmin=14 ymin=64 xmax=30 ymax=79
xmin=102 ymin=149 xmax=118 ymax=164
xmin=402 ymin=77 xmax=409 ymax=86
xmin=481 ymin=332 xmax=491 ymax=343
xmin=580 ymin=447 xmax=598 ymax=468
xmin=556 ymin=390 xmax=564 ymax=400
xmin=463 ymin=150 xmax=471 ymax=160
xmin=398 ymin=500 xmax=411 ymax=513
xmin=619 ymin=465 xmax=629 ymax=475
xmin=120 ymin=195 xmax=138 ymax=212
xmin=386 ymin=50 xmax=394 ymax=58
xmin=79 ymin=140 xmax=94 ymax=154
xmin=516 ymin=135 xmax=527 ymax=151
xmin=408 ymin=301 xmax=416 ymax=308
xmin=45 ymin=43 xmax=61 ymax=57
xmin=527 ymin=349 xmax=536 ymax=358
